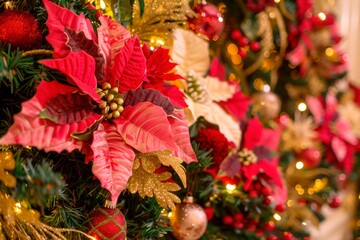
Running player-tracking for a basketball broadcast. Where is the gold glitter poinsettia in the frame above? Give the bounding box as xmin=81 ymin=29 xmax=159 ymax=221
xmin=281 ymin=114 xmax=318 ymax=153
xmin=127 ymin=150 xmax=186 ymax=210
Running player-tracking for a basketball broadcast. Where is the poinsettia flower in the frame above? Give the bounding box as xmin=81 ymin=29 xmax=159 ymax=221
xmin=307 ymin=91 xmax=358 ymax=173
xmin=142 ymin=44 xmax=187 ymax=108
xmin=219 ymin=118 xmax=287 ymax=204
xmin=0 ymin=0 xmax=196 ymax=207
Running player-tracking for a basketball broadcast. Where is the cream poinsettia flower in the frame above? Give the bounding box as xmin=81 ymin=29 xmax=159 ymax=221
xmin=281 ymin=114 xmax=318 ymax=152
xmin=338 ymin=101 xmax=360 ymax=139
xmin=170 ymin=29 xmax=241 ymax=147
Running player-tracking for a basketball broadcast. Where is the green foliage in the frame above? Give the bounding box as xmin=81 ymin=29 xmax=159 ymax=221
xmin=123 ymin=193 xmax=171 ymax=239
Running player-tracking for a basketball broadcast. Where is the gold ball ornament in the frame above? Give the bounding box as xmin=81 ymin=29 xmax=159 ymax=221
xmin=252 ymin=91 xmax=281 ymax=121
xmin=169 ymin=196 xmax=208 ymax=240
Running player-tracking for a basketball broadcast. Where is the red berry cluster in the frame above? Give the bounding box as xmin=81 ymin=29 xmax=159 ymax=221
xmin=245 ymin=179 xmax=273 ymax=202
xmin=230 ymin=29 xmax=261 ymax=59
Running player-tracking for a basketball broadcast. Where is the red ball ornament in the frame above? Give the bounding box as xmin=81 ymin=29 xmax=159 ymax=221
xmin=87 ymin=207 xmax=126 ymax=240
xmin=230 ymin=29 xmax=243 ymax=41
xmin=299 ymin=148 xmax=321 ymax=168
xmin=188 ymin=1 xmax=224 ymax=41
xmin=0 ymin=10 xmax=42 ymax=50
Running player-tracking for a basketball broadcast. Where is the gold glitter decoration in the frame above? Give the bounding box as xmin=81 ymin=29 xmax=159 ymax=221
xmin=131 ymin=0 xmax=195 ymax=45
xmin=92 ymin=0 xmax=114 ymax=18
xmin=127 ymin=150 xmax=187 ymax=210
xmin=281 ymin=113 xmax=318 ymax=153
xmin=0 ymin=152 xmax=95 ymax=239
xmin=277 ymin=161 xmax=339 ymax=231
xmin=0 ymin=151 xmax=16 ymax=188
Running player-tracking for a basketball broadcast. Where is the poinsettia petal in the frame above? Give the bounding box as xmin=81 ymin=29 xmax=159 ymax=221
xmin=98 ymin=16 xmax=131 ymax=72
xmin=218 ymin=153 xmax=241 ymax=178
xmin=209 ymin=57 xmax=226 ymax=81
xmin=0 ymin=81 xmax=101 ymax=152
xmin=64 ymin=28 xmax=104 ymax=82
xmin=202 ymin=76 xmax=236 ymax=102
xmin=242 ymin=164 xmax=260 ymax=190
xmin=244 ymin=118 xmax=263 ymax=150
xmin=115 ymin=102 xmax=178 ymax=153
xmin=40 ymin=51 xmax=100 ymax=103
xmin=159 ymin=84 xmax=188 ymax=108
xmin=43 ymin=0 xmax=97 ymax=58
xmin=219 ymin=92 xmax=251 ymax=120
xmin=257 ymin=160 xmax=284 ymax=190
xmin=258 ymin=126 xmax=282 ymax=151
xmin=123 ymin=88 xmax=174 ymax=115
xmin=91 ymin=123 xmax=135 ymax=207
xmin=167 ymin=111 xmax=197 ymax=163
xmin=111 ymin=36 xmax=146 ymax=92
xmin=306 ymin=95 xmax=324 ymax=124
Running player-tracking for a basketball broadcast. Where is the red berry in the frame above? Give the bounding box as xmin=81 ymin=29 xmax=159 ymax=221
xmin=238 ymin=48 xmax=247 ymax=59
xmin=303 ymin=237 xmax=311 ymax=240
xmin=233 ymin=221 xmax=244 ymax=229
xmin=249 ymin=41 xmax=261 ymax=52
xmin=262 ymin=186 xmax=272 ymax=196
xmin=329 ymin=196 xmax=341 ymax=208
xmin=96 ymin=10 xmax=103 ymax=18
xmin=231 ymin=30 xmax=242 ymax=41
xmin=275 ymin=203 xmax=286 ymax=212
xmin=266 ymin=237 xmax=277 ymax=240
xmin=204 ymin=207 xmax=215 ymax=220
xmin=249 ymin=190 xmax=259 ymax=198
xmin=222 ymin=215 xmax=234 ymax=225
xmin=234 ymin=213 xmax=244 ymax=222
xmin=264 ymin=221 xmax=275 ymax=231
xmin=247 ymin=223 xmax=257 ymax=232
xmin=238 ymin=36 xmax=249 ymax=47
xmin=263 ymin=197 xmax=272 ymax=205
xmin=256 ymin=230 xmax=264 ymax=236
xmin=282 ymin=232 xmax=294 ymax=240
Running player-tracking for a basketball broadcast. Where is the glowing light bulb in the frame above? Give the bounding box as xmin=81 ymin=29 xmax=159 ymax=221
xmin=318 ymin=12 xmax=326 ymax=21
xmin=226 ymin=184 xmax=236 ymax=192
xmin=296 ymin=161 xmax=304 ymax=169
xmin=273 ymin=213 xmax=282 ymax=221
xmin=298 ymin=103 xmax=307 ymax=112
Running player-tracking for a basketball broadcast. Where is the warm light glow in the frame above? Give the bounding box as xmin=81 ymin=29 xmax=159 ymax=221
xmin=230 ymin=55 xmax=242 ymax=65
xmin=318 ymin=12 xmax=326 ymax=21
xmin=298 ymin=102 xmax=307 ymax=112
xmin=273 ymin=213 xmax=282 ymax=221
xmin=226 ymin=184 xmax=236 ymax=191
xmin=100 ymin=0 xmax=106 ymax=9
xmin=308 ymin=188 xmax=314 ymax=195
xmin=296 ymin=161 xmax=304 ymax=169
xmin=168 ymin=212 xmax=173 ymax=218
xmin=325 ymin=47 xmax=334 ymax=57
xmin=14 ymin=202 xmax=22 ymax=214
xmin=274 ymin=0 xmax=280 ymax=3
xmin=227 ymin=43 xmax=238 ymax=56
xmin=302 ymin=221 xmax=307 ymax=226
xmin=253 ymin=78 xmax=265 ymax=91
xmin=287 ymin=200 xmax=294 ymax=207
xmin=263 ymin=84 xmax=271 ymax=92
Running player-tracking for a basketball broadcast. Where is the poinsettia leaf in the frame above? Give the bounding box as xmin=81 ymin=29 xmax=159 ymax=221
xmin=218 ymin=152 xmax=241 ymax=178
xmin=64 ymin=28 xmax=104 ymax=81
xmin=219 ymin=92 xmax=252 ymax=120
xmin=0 ymin=81 xmax=101 ymax=152
xmin=306 ymin=95 xmax=324 ymax=124
xmin=40 ymin=51 xmax=100 ymax=103
xmin=115 ymin=102 xmax=178 ymax=153
xmin=111 ymin=36 xmax=146 ymax=92
xmin=171 ymin=29 xmax=210 ymax=76
xmin=91 ymin=123 xmax=135 ymax=207
xmin=43 ymin=0 xmax=97 ymax=58
xmin=123 ymin=88 xmax=174 ymax=115
xmin=71 ymin=117 xmax=103 ymax=142
xmin=98 ymin=16 xmax=131 ymax=72
xmin=167 ymin=112 xmax=197 ymax=163
xmin=39 ymin=91 xmax=96 ymax=124
xmin=257 ymin=160 xmax=284 ymax=190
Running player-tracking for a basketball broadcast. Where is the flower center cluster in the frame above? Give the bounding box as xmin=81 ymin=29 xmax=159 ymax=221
xmin=97 ymin=82 xmax=124 ymax=120
xmin=238 ymin=148 xmax=258 ymax=166
xmin=185 ymin=72 xmax=209 ymax=103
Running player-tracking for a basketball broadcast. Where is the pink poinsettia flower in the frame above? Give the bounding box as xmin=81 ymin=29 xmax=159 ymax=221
xmin=307 ymin=91 xmax=357 ymax=173
xmin=0 ymin=0 xmax=196 ymax=207
xmin=219 ymin=118 xmax=287 ymax=205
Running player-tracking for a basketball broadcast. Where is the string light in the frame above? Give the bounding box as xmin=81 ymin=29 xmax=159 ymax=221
xmin=99 ymin=0 xmax=106 ymax=9
xmin=296 ymin=161 xmax=304 ymax=169
xmin=298 ymin=102 xmax=307 ymax=112
xmin=273 ymin=213 xmax=282 ymax=221
xmin=263 ymin=84 xmax=271 ymax=92
xmin=318 ymin=12 xmax=326 ymax=21
xmin=226 ymin=184 xmax=236 ymax=193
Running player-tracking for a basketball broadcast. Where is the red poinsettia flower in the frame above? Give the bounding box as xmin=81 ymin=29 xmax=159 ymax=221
xmin=0 ymin=0 xmax=196 ymax=206
xmin=219 ymin=118 xmax=287 ymax=204
xmin=307 ymin=91 xmax=357 ymax=173
xmin=142 ymin=44 xmax=187 ymax=108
